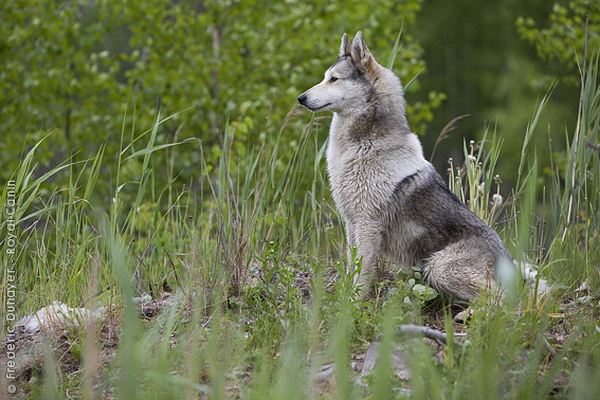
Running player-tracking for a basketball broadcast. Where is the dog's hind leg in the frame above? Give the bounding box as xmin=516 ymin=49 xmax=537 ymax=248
xmin=422 ymin=241 xmax=496 ymax=302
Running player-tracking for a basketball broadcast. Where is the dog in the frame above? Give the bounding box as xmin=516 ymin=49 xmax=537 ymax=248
xmin=298 ymin=31 xmax=509 ymax=302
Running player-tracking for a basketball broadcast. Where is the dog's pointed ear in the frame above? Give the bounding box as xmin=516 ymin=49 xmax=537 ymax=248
xmin=350 ymin=31 xmax=376 ymax=73
xmin=339 ymin=33 xmax=351 ymax=57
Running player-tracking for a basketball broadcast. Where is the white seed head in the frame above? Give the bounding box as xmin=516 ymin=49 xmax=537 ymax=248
xmin=492 ymin=193 xmax=503 ymax=206
xmin=478 ymin=182 xmax=485 ymax=195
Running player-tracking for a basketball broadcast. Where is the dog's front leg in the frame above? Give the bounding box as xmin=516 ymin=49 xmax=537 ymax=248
xmin=347 ymin=223 xmax=381 ymax=299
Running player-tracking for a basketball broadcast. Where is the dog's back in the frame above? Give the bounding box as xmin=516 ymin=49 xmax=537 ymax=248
xmin=298 ymin=32 xmax=509 ymax=301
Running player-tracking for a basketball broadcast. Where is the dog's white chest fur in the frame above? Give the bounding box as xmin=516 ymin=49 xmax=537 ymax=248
xmin=326 ymin=114 xmax=428 ymax=220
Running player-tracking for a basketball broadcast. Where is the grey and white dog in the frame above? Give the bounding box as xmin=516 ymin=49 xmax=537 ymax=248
xmin=298 ymin=32 xmax=509 ymax=301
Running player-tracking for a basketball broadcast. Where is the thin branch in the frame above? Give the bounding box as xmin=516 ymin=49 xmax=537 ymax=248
xmin=393 ymin=324 xmax=453 ymax=346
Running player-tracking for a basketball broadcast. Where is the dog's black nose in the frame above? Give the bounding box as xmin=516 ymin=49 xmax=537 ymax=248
xmin=297 ymin=93 xmax=307 ymax=105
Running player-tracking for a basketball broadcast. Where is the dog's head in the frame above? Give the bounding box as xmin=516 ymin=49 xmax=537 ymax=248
xmin=298 ymin=31 xmax=381 ymax=114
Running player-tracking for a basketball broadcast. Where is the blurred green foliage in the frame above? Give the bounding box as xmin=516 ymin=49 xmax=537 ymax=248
xmin=0 ymin=0 xmax=441 ymax=205
xmin=412 ymin=0 xmax=597 ymax=195
xmin=3 ymin=0 xmax=596 ymax=216
xmin=517 ymin=0 xmax=600 ymax=78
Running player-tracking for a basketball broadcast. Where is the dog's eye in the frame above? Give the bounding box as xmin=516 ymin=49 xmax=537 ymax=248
xmin=329 ymin=76 xmax=339 ymax=83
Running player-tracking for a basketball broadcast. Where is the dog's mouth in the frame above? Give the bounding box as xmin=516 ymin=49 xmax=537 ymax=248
xmin=305 ymin=102 xmax=332 ymax=112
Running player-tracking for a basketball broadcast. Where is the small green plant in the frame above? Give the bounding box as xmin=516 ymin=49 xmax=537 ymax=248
xmin=446 ymin=131 xmax=504 ymax=226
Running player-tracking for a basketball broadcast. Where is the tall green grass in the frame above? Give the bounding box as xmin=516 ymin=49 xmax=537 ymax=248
xmin=1 ymin=55 xmax=599 ymax=400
